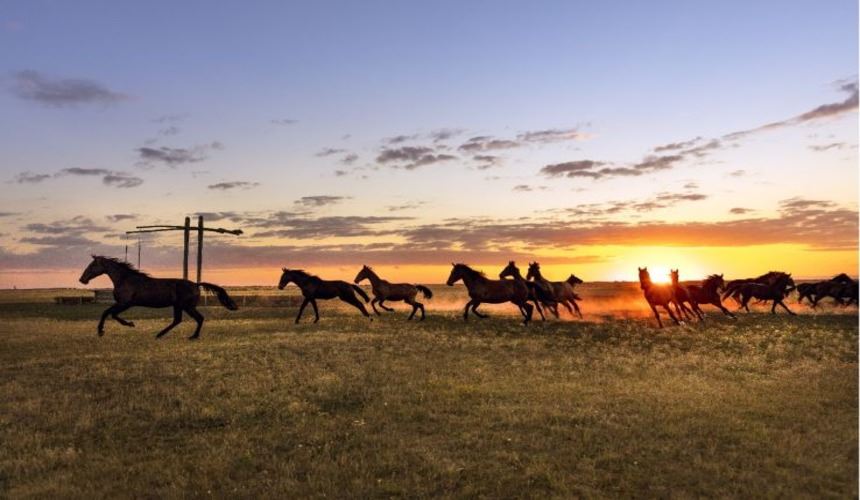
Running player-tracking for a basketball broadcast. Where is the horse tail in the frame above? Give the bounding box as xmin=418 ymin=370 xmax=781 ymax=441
xmin=199 ymin=282 xmax=239 ymax=310
xmin=351 ymin=284 xmax=370 ymax=302
xmin=722 ymin=282 xmax=741 ymax=301
xmin=416 ymin=285 xmax=433 ymax=299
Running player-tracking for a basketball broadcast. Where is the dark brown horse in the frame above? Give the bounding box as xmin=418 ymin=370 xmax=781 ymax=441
xmin=811 ymin=274 xmax=859 ymax=307
xmin=638 ymin=267 xmax=681 ymax=328
xmin=723 ymin=272 xmax=796 ymax=315
xmin=723 ymin=271 xmax=795 ymax=306
xmin=686 ymin=274 xmax=735 ymax=318
xmin=670 ymin=269 xmax=703 ymax=321
xmin=498 ymin=261 xmax=550 ymax=321
xmin=278 ymin=268 xmax=371 ymax=323
xmin=79 ymin=255 xmax=238 ymax=339
xmin=446 ymin=263 xmax=533 ymax=324
xmin=526 ymin=262 xmax=583 ymax=319
xmin=353 ymin=265 xmax=432 ymax=320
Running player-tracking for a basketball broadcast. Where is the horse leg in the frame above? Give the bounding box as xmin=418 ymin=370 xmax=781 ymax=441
xmin=547 ymin=302 xmax=560 ymax=319
xmin=295 ymin=298 xmax=309 ymax=324
xmin=185 ymin=306 xmax=205 ymax=340
xmin=405 ymin=298 xmax=418 ymax=320
xmin=471 ymin=302 xmax=488 ymax=318
xmin=97 ymin=304 xmax=117 ymax=336
xmin=369 ymin=297 xmax=382 ymax=316
xmin=715 ymin=301 xmax=735 ymax=319
xmin=663 ymin=304 xmax=680 ymax=325
xmin=777 ymin=299 xmax=796 ymax=316
xmin=649 ymin=304 xmax=663 ymax=328
xmin=570 ymin=299 xmax=583 ymax=319
xmin=341 ymin=294 xmax=371 ymax=319
xmin=532 ymin=299 xmax=546 ymax=321
xmin=110 ymin=303 xmax=135 ymax=328
xmin=559 ymin=300 xmax=574 ymax=317
xmin=311 ymin=299 xmax=322 ymax=323
xmin=156 ymin=306 xmax=183 ymax=338
xmin=378 ymin=299 xmax=395 ymax=312
xmin=523 ymin=302 xmax=533 ymax=325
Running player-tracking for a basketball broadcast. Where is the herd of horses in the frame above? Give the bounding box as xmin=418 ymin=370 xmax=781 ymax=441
xmin=79 ymin=255 xmax=858 ymax=339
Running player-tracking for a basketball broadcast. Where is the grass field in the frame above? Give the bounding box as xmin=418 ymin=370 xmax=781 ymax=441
xmin=0 ymin=285 xmax=857 ymax=497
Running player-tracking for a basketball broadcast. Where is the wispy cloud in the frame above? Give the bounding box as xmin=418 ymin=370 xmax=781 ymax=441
xmin=376 ymin=146 xmax=457 ymax=170
xmin=10 ymin=70 xmax=129 ymax=107
xmin=136 ymin=142 xmax=222 ymax=168
xmin=295 ymin=195 xmax=350 ymax=207
xmin=208 ymin=181 xmax=259 ymax=191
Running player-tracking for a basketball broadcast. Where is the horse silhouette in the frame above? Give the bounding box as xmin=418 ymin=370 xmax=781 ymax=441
xmin=526 ymin=262 xmax=584 ymax=319
xmin=498 ymin=261 xmax=550 ymax=320
xmin=686 ymin=274 xmax=735 ymax=318
xmin=353 ymin=265 xmax=432 ymax=320
xmin=79 ymin=255 xmax=238 ymax=339
xmin=446 ymin=263 xmax=533 ymax=324
xmin=638 ymin=267 xmax=681 ymax=328
xmin=278 ymin=268 xmax=371 ymax=323
xmin=670 ymin=269 xmax=703 ymax=321
xmin=723 ymin=272 xmax=796 ymax=314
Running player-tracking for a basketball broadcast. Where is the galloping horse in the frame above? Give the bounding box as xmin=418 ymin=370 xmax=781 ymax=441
xmin=79 ymin=255 xmax=238 ymax=339
xmin=686 ymin=274 xmax=735 ymax=318
xmin=669 ymin=269 xmax=703 ymax=321
xmin=526 ymin=262 xmax=584 ymax=319
xmin=638 ymin=267 xmax=681 ymax=328
xmin=723 ymin=271 xmax=794 ymax=306
xmin=446 ymin=263 xmax=533 ymax=324
xmin=723 ymin=272 xmax=796 ymax=315
xmin=353 ymin=265 xmax=432 ymax=320
xmin=498 ymin=261 xmax=550 ymax=320
xmin=278 ymin=268 xmax=371 ymax=323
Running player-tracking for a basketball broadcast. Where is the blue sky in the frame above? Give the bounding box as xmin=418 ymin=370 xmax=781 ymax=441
xmin=0 ymin=1 xmax=857 ymax=286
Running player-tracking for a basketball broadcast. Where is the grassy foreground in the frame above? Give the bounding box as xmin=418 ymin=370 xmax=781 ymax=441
xmin=0 ymin=292 xmax=857 ymax=497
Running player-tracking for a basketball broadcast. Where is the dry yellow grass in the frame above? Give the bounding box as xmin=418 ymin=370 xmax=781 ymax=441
xmin=0 ymin=286 xmax=856 ymax=497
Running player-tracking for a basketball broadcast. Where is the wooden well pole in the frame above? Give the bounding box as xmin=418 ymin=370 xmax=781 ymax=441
xmin=196 ymin=215 xmax=204 ymax=284
xmin=182 ymin=216 xmax=190 ymax=280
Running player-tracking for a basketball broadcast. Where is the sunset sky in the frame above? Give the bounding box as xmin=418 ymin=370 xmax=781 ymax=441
xmin=0 ymin=0 xmax=857 ymax=288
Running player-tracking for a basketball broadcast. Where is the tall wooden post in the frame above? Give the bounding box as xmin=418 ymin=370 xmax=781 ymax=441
xmin=196 ymin=215 xmax=204 ymax=284
xmin=182 ymin=216 xmax=190 ymax=280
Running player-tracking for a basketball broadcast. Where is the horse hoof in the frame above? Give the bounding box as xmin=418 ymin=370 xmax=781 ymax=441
xmin=128 ymin=321 xmax=135 ymax=327
xmin=97 ymin=330 xmax=105 ymax=337
xmin=188 ymin=335 xmax=199 ymax=340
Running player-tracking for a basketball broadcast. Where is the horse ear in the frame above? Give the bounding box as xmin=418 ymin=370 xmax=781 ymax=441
xmin=282 ymin=267 xmax=287 ymax=272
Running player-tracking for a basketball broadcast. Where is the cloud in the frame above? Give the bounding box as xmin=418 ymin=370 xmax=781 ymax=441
xmin=208 ymin=181 xmax=259 ymax=191
xmin=654 ymin=137 xmax=703 ymax=152
xmin=383 ymin=134 xmax=420 ymax=144
xmin=516 ymin=128 xmax=589 ymax=143
xmin=14 ymin=167 xmax=144 ymax=188
xmin=20 ymin=235 xmax=99 ymax=246
xmin=10 ymin=70 xmax=129 ymax=107
xmin=473 ymin=155 xmax=502 ymax=169
xmin=316 ymin=147 xmax=346 ymax=157
xmin=341 ymin=153 xmax=359 ymax=165
xmin=0 ymin=212 xmax=18 ymax=217
xmin=723 ymin=79 xmax=859 ymax=140
xmin=728 ymin=169 xmax=746 ymax=177
xmin=333 ymin=169 xmax=349 ymax=177
xmin=376 ymin=146 xmax=457 ymax=170
xmin=429 ymin=128 xmax=464 ymax=142
xmin=136 ymin=142 xmax=221 ymax=168
xmin=14 ymin=172 xmax=51 ymax=184
xmin=512 ymin=184 xmax=547 ymax=192
xmin=102 ymin=173 xmax=144 ymax=188
xmin=250 ymin=214 xmax=411 ymax=239
xmin=106 ymin=214 xmax=137 ymax=222
xmin=295 ymin=195 xmax=349 ymax=207
xmin=386 ymin=201 xmax=426 ymax=212
xmin=458 ymin=136 xmax=520 ymax=152
xmin=729 ymin=207 xmax=753 ymax=215
xmin=809 ymin=142 xmax=847 ymax=152
xmin=540 ymin=160 xmax=606 ymax=177
xmin=271 ymin=118 xmax=298 ymax=126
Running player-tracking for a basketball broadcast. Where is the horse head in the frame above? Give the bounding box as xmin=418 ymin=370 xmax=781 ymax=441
xmin=278 ymin=268 xmax=292 ymax=290
xmin=79 ymin=255 xmax=106 ymax=284
xmin=354 ymin=265 xmax=371 ymax=284
xmin=499 ymin=261 xmax=518 ymax=280
xmin=526 ymin=262 xmax=541 ymax=280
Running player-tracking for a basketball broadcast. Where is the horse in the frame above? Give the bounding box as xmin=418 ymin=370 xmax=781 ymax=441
xmin=638 ymin=267 xmax=681 ymax=328
xmin=812 ymin=275 xmax=858 ymax=307
xmin=526 ymin=262 xmax=584 ymax=319
xmin=353 ymin=265 xmax=432 ymax=320
xmin=498 ymin=261 xmax=550 ymax=320
xmin=723 ymin=271 xmax=795 ymax=306
xmin=724 ymin=272 xmax=796 ymax=315
xmin=686 ymin=274 xmax=735 ymax=318
xmin=669 ymin=269 xmax=703 ymax=321
xmin=446 ymin=263 xmax=533 ymax=324
xmin=796 ymin=282 xmax=818 ymax=305
xmin=79 ymin=255 xmax=238 ymax=340
xmin=278 ymin=268 xmax=371 ymax=323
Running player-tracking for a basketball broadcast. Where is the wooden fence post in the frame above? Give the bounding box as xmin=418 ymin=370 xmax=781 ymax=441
xmin=182 ymin=216 xmax=190 ymax=280
xmin=196 ymin=215 xmax=204 ymax=284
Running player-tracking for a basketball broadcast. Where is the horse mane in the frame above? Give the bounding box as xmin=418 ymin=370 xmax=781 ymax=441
xmin=286 ymin=269 xmax=316 ymax=280
xmin=755 ymin=271 xmax=788 ymax=281
xmin=455 ymin=263 xmax=485 ymax=277
xmin=95 ymin=255 xmax=150 ymax=277
xmin=702 ymin=274 xmax=723 ymax=288
xmin=832 ymin=273 xmax=854 ymax=283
